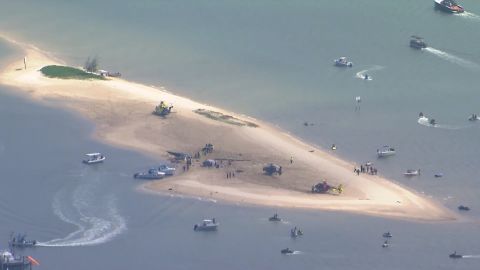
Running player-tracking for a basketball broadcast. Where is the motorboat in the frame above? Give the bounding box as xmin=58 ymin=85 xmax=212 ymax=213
xmin=434 ymin=173 xmax=443 ymax=178
xmin=331 ymin=144 xmax=337 ymax=151
xmin=83 ymin=153 xmax=106 ymax=164
xmin=377 ymin=146 xmax=396 ymax=157
xmin=158 ymin=164 xmax=176 ymax=176
xmin=269 ymin=213 xmax=282 ymax=222
xmin=468 ymin=114 xmax=479 ymax=121
xmin=193 ymin=219 xmax=218 ymax=231
xmin=133 ymin=168 xmax=165 ymax=179
xmin=290 ymin=227 xmax=304 ymax=238
xmin=449 ymin=251 xmax=463 ymax=259
xmin=382 ymin=232 xmax=393 ymax=238
xmin=458 ymin=205 xmax=470 ymax=211
xmin=404 ymin=169 xmax=420 ymax=177
xmin=281 ymin=248 xmax=294 ymax=254
xmin=334 ymin=57 xmax=353 ymax=67
xmin=382 ymin=240 xmax=389 ymax=248
xmin=9 ymin=233 xmax=37 ymax=248
xmin=435 ymin=0 xmax=464 ymax=13
xmin=0 ymin=250 xmax=34 ymax=269
xmin=410 ymin=36 xmax=427 ymax=49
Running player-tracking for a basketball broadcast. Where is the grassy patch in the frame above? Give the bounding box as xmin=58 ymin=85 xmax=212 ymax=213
xmin=40 ymin=65 xmax=106 ymax=80
xmin=194 ymin=109 xmax=258 ymax=128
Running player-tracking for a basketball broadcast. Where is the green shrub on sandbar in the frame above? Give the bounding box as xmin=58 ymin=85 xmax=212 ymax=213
xmin=40 ymin=65 xmax=106 ymax=80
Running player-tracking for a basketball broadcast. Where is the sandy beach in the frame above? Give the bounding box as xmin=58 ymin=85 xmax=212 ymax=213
xmin=0 ymin=35 xmax=456 ymax=222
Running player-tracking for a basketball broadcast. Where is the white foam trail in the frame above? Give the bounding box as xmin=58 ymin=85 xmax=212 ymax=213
xmin=456 ymin=12 xmax=480 ymax=20
xmin=424 ymin=47 xmax=479 ymax=69
xmin=462 ymin=255 xmax=480 ymax=258
xmin=355 ymin=65 xmax=384 ymax=81
xmin=417 ymin=116 xmax=469 ymax=130
xmin=38 ymin=187 xmax=126 ymax=247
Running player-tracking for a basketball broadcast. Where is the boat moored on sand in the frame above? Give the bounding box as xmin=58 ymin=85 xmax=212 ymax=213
xmin=410 ymin=36 xmax=427 ymax=49
xmin=158 ymin=164 xmax=176 ymax=176
xmin=193 ymin=219 xmax=218 ymax=231
xmin=334 ymin=57 xmax=353 ymax=67
xmin=133 ymin=168 xmax=165 ymax=179
xmin=435 ymin=0 xmax=464 ymax=13
xmin=82 ymin=153 xmax=105 ymax=164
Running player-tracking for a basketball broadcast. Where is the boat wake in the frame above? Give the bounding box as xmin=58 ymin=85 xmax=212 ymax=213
xmin=456 ymin=11 xmax=480 ymax=21
xmin=355 ymin=65 xmax=384 ymax=81
xmin=424 ymin=47 xmax=479 ymax=69
xmin=462 ymin=254 xmax=480 ymax=258
xmin=417 ymin=116 xmax=470 ymax=130
xmin=37 ymin=180 xmax=126 ymax=247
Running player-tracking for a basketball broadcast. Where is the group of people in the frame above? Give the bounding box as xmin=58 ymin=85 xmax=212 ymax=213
xmin=354 ymin=163 xmax=378 ymax=176
xmin=226 ymin=171 xmax=236 ymax=179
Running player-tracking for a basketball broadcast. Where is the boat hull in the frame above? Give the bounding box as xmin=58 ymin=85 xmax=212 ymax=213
xmin=434 ymin=2 xmax=464 ymax=13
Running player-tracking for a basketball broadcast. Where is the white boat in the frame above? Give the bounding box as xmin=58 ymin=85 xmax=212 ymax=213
xmin=134 ymin=168 xmax=165 ymax=179
xmin=193 ymin=219 xmax=218 ymax=231
xmin=334 ymin=57 xmax=353 ymax=67
xmin=377 ymin=146 xmax=396 ymax=157
xmin=158 ymin=164 xmax=176 ymax=176
xmin=404 ymin=169 xmax=420 ymax=177
xmin=83 ymin=153 xmax=106 ymax=164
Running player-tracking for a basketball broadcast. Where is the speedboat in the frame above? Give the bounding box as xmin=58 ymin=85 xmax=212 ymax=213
xmin=193 ymin=219 xmax=218 ymax=231
xmin=449 ymin=251 xmax=463 ymax=259
xmin=334 ymin=57 xmax=353 ymax=67
xmin=83 ymin=153 xmax=106 ymax=164
xmin=410 ymin=36 xmax=427 ymax=49
xmin=9 ymin=233 xmax=37 ymax=248
xmin=404 ymin=169 xmax=420 ymax=177
xmin=377 ymin=146 xmax=396 ymax=157
xmin=281 ymin=248 xmax=294 ymax=254
xmin=468 ymin=114 xmax=479 ymax=121
xmin=458 ymin=205 xmax=470 ymax=211
xmin=133 ymin=168 xmax=165 ymax=179
xmin=269 ymin=213 xmax=282 ymax=222
xmin=382 ymin=232 xmax=393 ymax=238
xmin=158 ymin=164 xmax=176 ymax=176
xmin=435 ymin=0 xmax=464 ymax=13
xmin=434 ymin=173 xmax=444 ymax=178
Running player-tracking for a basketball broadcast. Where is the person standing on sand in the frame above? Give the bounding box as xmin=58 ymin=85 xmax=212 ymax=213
xmin=290 ymin=156 xmax=293 ymax=164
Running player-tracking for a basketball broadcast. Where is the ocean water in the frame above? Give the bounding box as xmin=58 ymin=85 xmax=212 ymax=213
xmin=1 ymin=0 xmax=480 ymax=269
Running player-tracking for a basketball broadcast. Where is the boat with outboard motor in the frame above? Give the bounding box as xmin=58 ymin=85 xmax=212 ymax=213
xmin=449 ymin=251 xmax=463 ymax=259
xmin=281 ymin=248 xmax=294 ymax=254
xmin=334 ymin=57 xmax=353 ymax=67
xmin=435 ymin=0 xmax=464 ymax=13
xmin=133 ymin=168 xmax=165 ymax=179
xmin=82 ymin=153 xmax=105 ymax=164
xmin=9 ymin=233 xmax=37 ymax=248
xmin=193 ymin=218 xmax=218 ymax=231
xmin=410 ymin=36 xmax=427 ymax=49
xmin=158 ymin=164 xmax=176 ymax=176
xmin=383 ymin=232 xmax=393 ymax=238
xmin=404 ymin=169 xmax=420 ymax=177
xmin=269 ymin=213 xmax=282 ymax=222
xmin=377 ymin=146 xmax=396 ymax=157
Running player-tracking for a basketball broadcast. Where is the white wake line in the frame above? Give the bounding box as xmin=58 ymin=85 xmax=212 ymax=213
xmin=355 ymin=65 xmax=384 ymax=80
xmin=456 ymin=11 xmax=480 ymax=20
xmin=424 ymin=47 xmax=479 ymax=69
xmin=38 ymin=191 xmax=126 ymax=247
xmin=417 ymin=117 xmax=472 ymax=130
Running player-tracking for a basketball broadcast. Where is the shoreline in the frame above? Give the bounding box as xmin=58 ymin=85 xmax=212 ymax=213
xmin=0 ymin=34 xmax=456 ymax=222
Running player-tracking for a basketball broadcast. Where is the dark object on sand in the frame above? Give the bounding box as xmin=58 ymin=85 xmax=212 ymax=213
xmin=263 ymin=163 xmax=282 ymax=175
